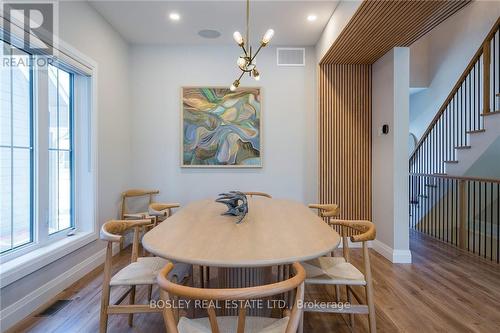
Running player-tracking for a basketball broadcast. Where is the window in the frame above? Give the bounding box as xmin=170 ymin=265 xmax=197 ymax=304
xmin=0 ymin=41 xmax=34 ymax=253
xmin=48 ymin=65 xmax=73 ymax=234
xmin=0 ymin=33 xmax=96 ymax=266
xmin=1 ymin=41 xmax=76 ymax=254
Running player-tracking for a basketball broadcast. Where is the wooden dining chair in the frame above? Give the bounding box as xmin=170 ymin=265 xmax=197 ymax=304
xmin=149 ymin=202 xmax=181 ymax=227
xmin=119 ymin=189 xmax=157 ymax=250
xmin=120 ymin=189 xmax=180 ymax=250
xmin=300 ymin=219 xmax=377 ymax=333
xmin=243 ymin=192 xmax=272 ymax=198
xmin=157 ymin=262 xmax=305 ymax=333
xmin=120 ymin=189 xmax=160 ymax=219
xmin=99 ymin=219 xmax=191 ymax=333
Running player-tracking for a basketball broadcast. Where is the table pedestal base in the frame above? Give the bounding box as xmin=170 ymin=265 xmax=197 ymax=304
xmin=217 ymin=267 xmax=273 ymax=316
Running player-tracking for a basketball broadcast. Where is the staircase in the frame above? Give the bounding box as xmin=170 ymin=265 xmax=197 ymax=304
xmin=409 ymin=18 xmax=500 ymax=263
xmin=410 ymin=17 xmax=500 ymax=176
xmin=445 ymin=106 xmax=500 ymax=175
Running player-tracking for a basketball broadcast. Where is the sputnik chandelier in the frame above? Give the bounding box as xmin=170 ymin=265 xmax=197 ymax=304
xmin=230 ymin=0 xmax=274 ymax=91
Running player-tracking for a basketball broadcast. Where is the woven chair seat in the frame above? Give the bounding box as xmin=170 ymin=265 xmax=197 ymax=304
xmin=110 ymin=257 xmax=191 ymax=286
xmin=178 ymin=316 xmax=289 ymax=333
xmin=303 ymin=256 xmax=366 ymax=285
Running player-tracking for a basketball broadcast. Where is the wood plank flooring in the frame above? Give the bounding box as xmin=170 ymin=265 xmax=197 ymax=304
xmin=7 ymin=230 xmax=500 ymax=333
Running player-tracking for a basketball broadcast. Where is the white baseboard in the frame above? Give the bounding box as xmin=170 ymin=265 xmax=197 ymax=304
xmin=372 ymin=239 xmax=412 ymax=263
xmin=0 ymin=243 xmax=119 ymax=331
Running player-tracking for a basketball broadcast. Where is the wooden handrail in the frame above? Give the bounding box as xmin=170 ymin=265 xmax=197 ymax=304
xmin=410 ymin=16 xmax=500 ymax=161
xmin=409 ymin=173 xmax=500 ymax=184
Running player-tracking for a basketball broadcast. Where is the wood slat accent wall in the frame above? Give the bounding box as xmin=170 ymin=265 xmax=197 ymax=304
xmin=318 ymin=64 xmax=372 ymax=220
xmin=317 ymin=0 xmax=469 ymax=219
xmin=321 ymin=0 xmax=470 ymax=64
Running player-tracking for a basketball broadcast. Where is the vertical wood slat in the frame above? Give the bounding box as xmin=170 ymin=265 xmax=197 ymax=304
xmin=318 ymin=64 xmax=372 ymax=220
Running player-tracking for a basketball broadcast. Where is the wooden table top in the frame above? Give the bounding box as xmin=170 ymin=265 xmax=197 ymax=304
xmin=142 ymin=197 xmax=340 ymax=267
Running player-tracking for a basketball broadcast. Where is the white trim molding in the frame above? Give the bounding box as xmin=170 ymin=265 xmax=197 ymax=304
xmin=372 ymin=239 xmax=412 ymax=263
xmin=0 ymin=243 xmax=120 ymax=332
xmin=2 ymin=246 xmax=97 ymax=331
xmin=0 ymin=232 xmax=96 ymax=288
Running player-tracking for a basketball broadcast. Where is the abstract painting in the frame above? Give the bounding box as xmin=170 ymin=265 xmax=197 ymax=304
xmin=182 ymin=87 xmax=262 ymax=167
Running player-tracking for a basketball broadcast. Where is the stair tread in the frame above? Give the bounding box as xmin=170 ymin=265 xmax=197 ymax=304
xmin=466 ymin=129 xmax=486 ymax=134
xmin=425 ymin=184 xmax=437 ymax=187
xmin=455 ymin=145 xmax=471 ymax=149
xmin=444 ymin=160 xmax=459 ymax=163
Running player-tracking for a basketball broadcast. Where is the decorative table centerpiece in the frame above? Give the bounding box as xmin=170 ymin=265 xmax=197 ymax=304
xmin=215 ymin=191 xmax=248 ymax=224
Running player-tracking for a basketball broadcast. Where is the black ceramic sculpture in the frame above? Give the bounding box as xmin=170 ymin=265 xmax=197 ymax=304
xmin=215 ymin=191 xmax=248 ymax=224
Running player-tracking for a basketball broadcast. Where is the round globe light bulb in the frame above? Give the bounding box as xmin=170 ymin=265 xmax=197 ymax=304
xmin=237 ymin=57 xmax=247 ymax=68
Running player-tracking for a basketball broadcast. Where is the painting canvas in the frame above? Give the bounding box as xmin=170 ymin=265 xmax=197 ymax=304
xmin=182 ymin=87 xmax=262 ymax=167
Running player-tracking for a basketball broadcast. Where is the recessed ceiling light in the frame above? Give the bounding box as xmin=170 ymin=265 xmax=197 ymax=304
xmin=169 ymin=12 xmax=180 ymax=21
xmin=307 ymin=14 xmax=317 ymax=22
xmin=198 ymin=29 xmax=221 ymax=39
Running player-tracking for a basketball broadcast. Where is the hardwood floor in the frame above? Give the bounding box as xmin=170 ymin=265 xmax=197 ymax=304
xmin=8 ymin=230 xmax=500 ymax=333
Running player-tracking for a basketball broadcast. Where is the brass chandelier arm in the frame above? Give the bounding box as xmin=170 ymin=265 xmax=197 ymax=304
xmin=230 ymin=71 xmax=246 ymax=91
xmin=240 ymin=44 xmax=249 ymax=57
xmin=230 ymin=0 xmax=271 ymax=90
xmin=249 ymin=43 xmax=265 ymax=64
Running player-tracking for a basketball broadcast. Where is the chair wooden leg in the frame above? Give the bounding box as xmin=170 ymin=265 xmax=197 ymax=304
xmin=365 ymin=283 xmax=376 ymax=333
xmin=99 ymin=284 xmax=110 ymax=333
xmin=346 ymin=286 xmax=355 ymax=330
xmin=298 ymin=309 xmax=304 ymax=333
xmin=170 ymin=276 xmax=180 ymax=322
xmin=100 ymin=243 xmax=114 ymax=333
xmin=363 ymin=243 xmax=376 ymax=333
xmin=335 ymin=285 xmax=341 ymax=303
xmin=128 ymin=285 xmax=136 ymax=326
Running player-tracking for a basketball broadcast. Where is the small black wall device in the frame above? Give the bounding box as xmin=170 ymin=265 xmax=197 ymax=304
xmin=382 ymin=124 xmax=389 ymax=135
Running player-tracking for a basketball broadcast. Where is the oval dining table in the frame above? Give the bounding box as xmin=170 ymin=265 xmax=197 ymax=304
xmin=143 ymin=196 xmax=340 ymax=289
xmin=143 ymin=196 xmax=340 ymax=315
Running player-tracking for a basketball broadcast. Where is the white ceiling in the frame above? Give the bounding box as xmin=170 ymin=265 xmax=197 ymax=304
xmin=89 ymin=1 xmax=339 ymax=46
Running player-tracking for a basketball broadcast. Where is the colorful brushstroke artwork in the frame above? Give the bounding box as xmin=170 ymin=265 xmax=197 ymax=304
xmin=182 ymin=87 xmax=262 ymax=167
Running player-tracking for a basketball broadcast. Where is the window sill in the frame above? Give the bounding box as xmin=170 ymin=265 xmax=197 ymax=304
xmin=0 ymin=231 xmax=97 ymax=288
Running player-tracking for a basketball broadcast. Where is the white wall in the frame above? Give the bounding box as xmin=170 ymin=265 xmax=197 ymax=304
xmin=372 ymin=48 xmax=411 ymax=263
xmin=1 ymin=0 xmax=131 ymax=315
xmin=409 ymin=36 xmax=429 ymax=88
xmin=128 ymin=45 xmax=317 ymax=205
xmin=410 ymin=1 xmax=500 ymax=139
xmin=315 ymin=0 xmax=361 ymax=62
xmin=465 ymin=136 xmax=500 ymax=179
